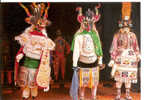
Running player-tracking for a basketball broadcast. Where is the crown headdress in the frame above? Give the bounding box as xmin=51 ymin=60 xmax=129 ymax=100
xmin=119 ymin=2 xmax=132 ymax=28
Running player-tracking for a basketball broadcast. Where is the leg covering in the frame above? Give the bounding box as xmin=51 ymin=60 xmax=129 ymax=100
xmin=125 ymin=88 xmax=132 ymax=100
xmin=60 ymin=56 xmax=65 ymax=80
xmin=115 ymin=88 xmax=121 ymax=100
xmin=22 ymin=86 xmax=30 ymax=99
xmin=79 ymin=87 xmax=85 ymax=100
xmin=91 ymin=82 xmax=98 ymax=100
xmin=115 ymin=81 xmax=122 ymax=100
xmin=31 ymin=86 xmax=38 ymax=98
xmin=125 ymin=82 xmax=132 ymax=100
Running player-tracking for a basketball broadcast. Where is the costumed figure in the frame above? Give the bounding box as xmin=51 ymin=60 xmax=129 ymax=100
xmin=53 ymin=29 xmax=70 ymax=81
xmin=70 ymin=4 xmax=104 ymax=100
xmin=14 ymin=3 xmax=55 ymax=100
xmin=108 ymin=2 xmax=140 ymax=100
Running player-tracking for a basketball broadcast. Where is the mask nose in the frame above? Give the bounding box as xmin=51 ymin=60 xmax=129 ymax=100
xmin=88 ymin=21 xmax=93 ymax=30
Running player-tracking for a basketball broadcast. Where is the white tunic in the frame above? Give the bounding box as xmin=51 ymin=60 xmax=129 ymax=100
xmin=73 ymin=34 xmax=97 ymax=67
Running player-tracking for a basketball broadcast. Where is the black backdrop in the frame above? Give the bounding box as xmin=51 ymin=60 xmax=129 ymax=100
xmin=0 ymin=2 xmax=140 ymax=81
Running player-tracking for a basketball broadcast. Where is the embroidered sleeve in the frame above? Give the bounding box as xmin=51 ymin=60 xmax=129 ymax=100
xmin=109 ymin=34 xmax=118 ymax=60
xmin=132 ymin=33 xmax=140 ymax=58
xmin=73 ymin=35 xmax=80 ymax=67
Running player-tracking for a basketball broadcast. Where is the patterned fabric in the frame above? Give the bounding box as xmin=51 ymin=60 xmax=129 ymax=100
xmin=15 ymin=27 xmax=55 ymax=60
xmin=18 ymin=66 xmax=37 ymax=88
xmin=36 ymin=49 xmax=51 ymax=88
xmin=110 ymin=32 xmax=140 ymax=60
xmin=15 ymin=26 xmax=55 ymax=88
xmin=114 ymin=69 xmax=137 ymax=83
xmin=79 ymin=67 xmax=99 ymax=88
xmin=110 ymin=31 xmax=140 ymax=83
xmin=71 ymin=30 xmax=103 ymax=57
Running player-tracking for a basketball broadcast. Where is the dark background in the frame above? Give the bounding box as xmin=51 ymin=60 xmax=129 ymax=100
xmin=0 ymin=2 xmax=140 ymax=82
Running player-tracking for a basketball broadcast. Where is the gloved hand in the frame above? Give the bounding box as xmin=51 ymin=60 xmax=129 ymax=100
xmin=108 ymin=59 xmax=114 ymax=67
xmin=44 ymin=86 xmax=50 ymax=92
xmin=16 ymin=53 xmax=24 ymax=62
xmin=72 ymin=66 xmax=79 ymax=72
xmin=110 ymin=64 xmax=117 ymax=78
xmin=98 ymin=56 xmax=103 ymax=65
xmin=99 ymin=64 xmax=105 ymax=70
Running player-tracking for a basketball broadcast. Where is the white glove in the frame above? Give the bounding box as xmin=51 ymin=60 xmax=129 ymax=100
xmin=111 ymin=64 xmax=117 ymax=78
xmin=16 ymin=53 xmax=24 ymax=62
xmin=108 ymin=60 xmax=114 ymax=67
xmin=98 ymin=56 xmax=103 ymax=65
xmin=137 ymin=55 xmax=141 ymax=62
xmin=44 ymin=86 xmax=50 ymax=92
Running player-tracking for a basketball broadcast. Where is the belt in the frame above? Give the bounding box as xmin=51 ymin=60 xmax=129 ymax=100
xmin=78 ymin=61 xmax=98 ymax=68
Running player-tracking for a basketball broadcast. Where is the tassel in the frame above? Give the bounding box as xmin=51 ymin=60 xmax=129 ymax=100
xmin=89 ymin=69 xmax=93 ymax=88
xmin=70 ymin=69 xmax=79 ymax=100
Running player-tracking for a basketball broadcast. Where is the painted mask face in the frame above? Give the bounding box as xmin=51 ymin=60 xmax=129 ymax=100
xmin=83 ymin=9 xmax=95 ymax=31
xmin=76 ymin=4 xmax=101 ymax=31
xmin=123 ymin=27 xmax=130 ymax=33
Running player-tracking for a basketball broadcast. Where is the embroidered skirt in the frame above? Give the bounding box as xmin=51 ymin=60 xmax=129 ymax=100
xmin=79 ymin=67 xmax=99 ymax=88
xmin=114 ymin=66 xmax=137 ymax=83
xmin=18 ymin=66 xmax=37 ymax=88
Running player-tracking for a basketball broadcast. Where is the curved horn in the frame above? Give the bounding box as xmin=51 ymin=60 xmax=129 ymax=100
xmin=95 ymin=8 xmax=98 ymax=15
xmin=32 ymin=3 xmax=38 ymax=8
xmin=19 ymin=3 xmax=31 ymax=16
xmin=95 ymin=3 xmax=101 ymax=15
xmin=76 ymin=7 xmax=82 ymax=15
xmin=44 ymin=3 xmax=50 ymax=18
xmin=96 ymin=3 xmax=101 ymax=9
xmin=40 ymin=3 xmax=45 ymax=16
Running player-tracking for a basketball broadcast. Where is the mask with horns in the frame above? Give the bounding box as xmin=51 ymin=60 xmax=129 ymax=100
xmin=19 ymin=3 xmax=51 ymax=28
xmin=76 ymin=3 xmax=101 ymax=32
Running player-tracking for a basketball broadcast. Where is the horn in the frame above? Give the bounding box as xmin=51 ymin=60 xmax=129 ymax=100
xmin=76 ymin=7 xmax=82 ymax=15
xmin=95 ymin=3 xmax=101 ymax=15
xmin=44 ymin=3 xmax=50 ymax=18
xmin=32 ymin=2 xmax=38 ymax=8
xmin=40 ymin=3 xmax=45 ymax=16
xmin=19 ymin=3 xmax=31 ymax=16
xmin=96 ymin=3 xmax=101 ymax=9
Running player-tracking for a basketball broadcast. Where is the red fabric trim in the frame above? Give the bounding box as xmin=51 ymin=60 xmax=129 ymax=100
xmin=77 ymin=15 xmax=84 ymax=23
xmin=94 ymin=14 xmax=101 ymax=22
xmin=14 ymin=46 xmax=24 ymax=82
xmin=30 ymin=30 xmax=45 ymax=37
